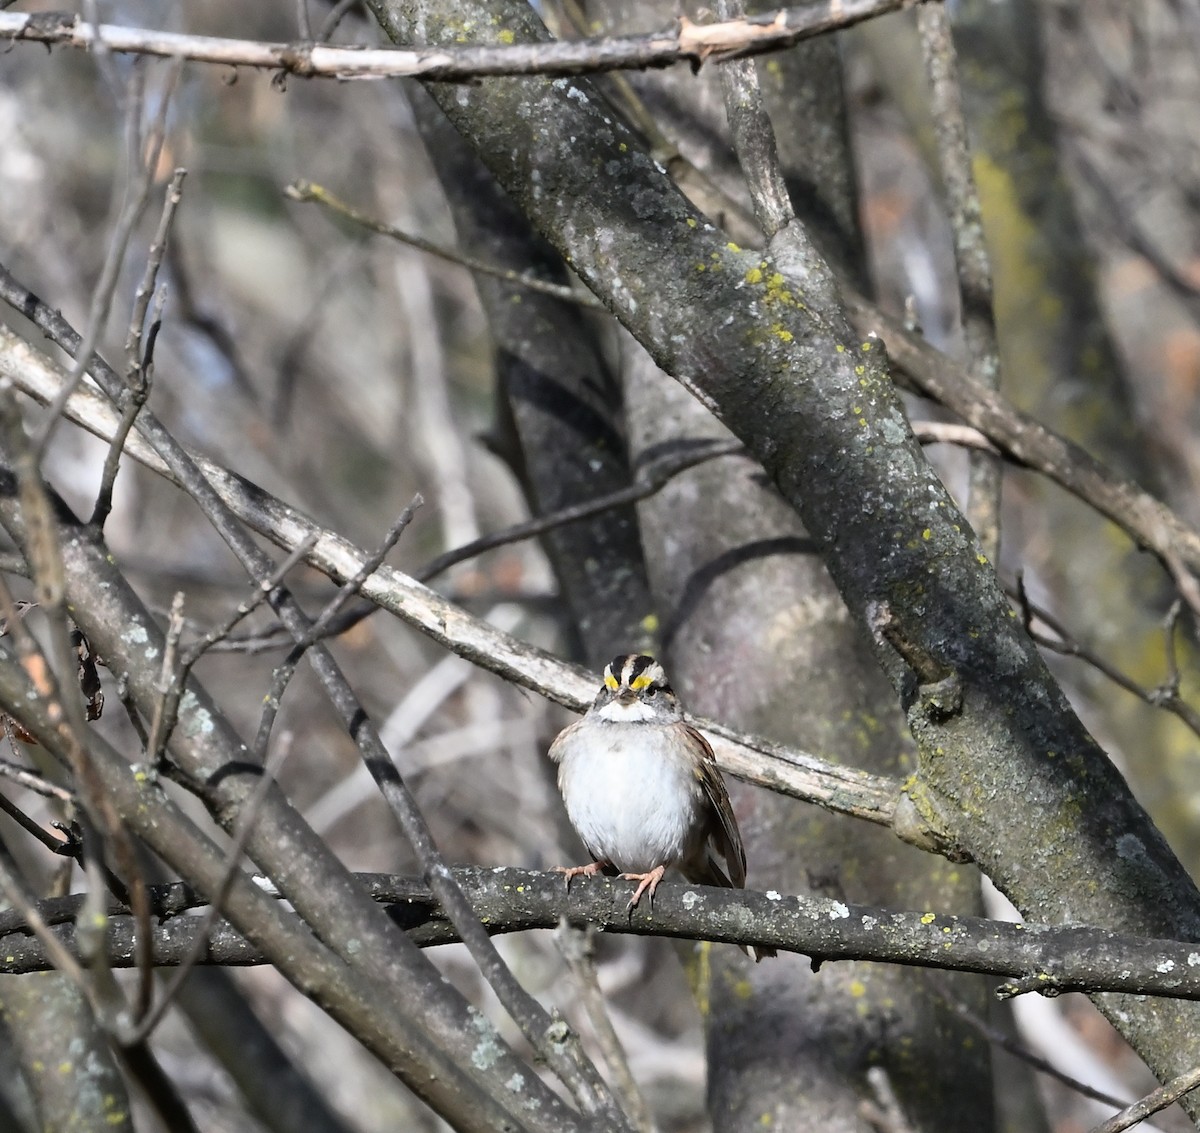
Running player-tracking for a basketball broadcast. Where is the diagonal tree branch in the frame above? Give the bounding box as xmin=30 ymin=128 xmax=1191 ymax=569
xmin=0 ymin=632 xmax=545 ymax=1131
xmin=0 ymin=321 xmax=905 ymax=829
xmin=844 ymin=290 xmax=1200 ymax=618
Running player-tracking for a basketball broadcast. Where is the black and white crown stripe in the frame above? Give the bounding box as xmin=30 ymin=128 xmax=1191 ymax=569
xmin=602 ymin=654 xmax=672 ymax=694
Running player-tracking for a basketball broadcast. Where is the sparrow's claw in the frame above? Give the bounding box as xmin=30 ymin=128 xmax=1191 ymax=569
xmin=552 ymin=862 xmax=606 ymax=892
xmin=619 ymin=865 xmax=667 ymax=910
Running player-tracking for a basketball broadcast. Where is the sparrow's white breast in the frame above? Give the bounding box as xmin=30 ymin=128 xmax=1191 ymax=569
xmin=556 ymin=719 xmax=704 ymax=875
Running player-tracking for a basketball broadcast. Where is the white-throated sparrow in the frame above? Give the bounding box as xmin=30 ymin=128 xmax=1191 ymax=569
xmin=550 ymin=653 xmax=774 ymax=960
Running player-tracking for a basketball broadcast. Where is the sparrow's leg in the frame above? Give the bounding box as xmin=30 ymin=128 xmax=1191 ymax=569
xmin=619 ymin=865 xmax=667 ymax=909
xmin=552 ymin=861 xmax=607 ymax=891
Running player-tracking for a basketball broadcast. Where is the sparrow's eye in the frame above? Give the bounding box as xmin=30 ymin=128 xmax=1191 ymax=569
xmin=645 ymin=686 xmax=658 ymax=697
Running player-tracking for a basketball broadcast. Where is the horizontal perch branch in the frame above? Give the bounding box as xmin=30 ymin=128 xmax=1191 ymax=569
xmin=6 ymin=867 xmax=1200 ymax=1002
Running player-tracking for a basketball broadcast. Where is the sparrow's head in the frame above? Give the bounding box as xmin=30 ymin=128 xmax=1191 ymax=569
xmin=592 ymin=654 xmax=680 ymax=721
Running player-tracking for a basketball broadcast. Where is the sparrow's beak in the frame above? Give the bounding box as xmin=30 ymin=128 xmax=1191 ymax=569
xmin=615 ymin=688 xmax=637 ymax=706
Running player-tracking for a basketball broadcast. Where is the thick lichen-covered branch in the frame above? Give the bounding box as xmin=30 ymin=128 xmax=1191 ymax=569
xmin=363 ymin=0 xmax=1200 ymax=1083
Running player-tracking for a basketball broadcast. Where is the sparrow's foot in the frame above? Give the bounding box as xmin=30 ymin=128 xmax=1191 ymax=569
xmin=552 ymin=862 xmax=606 ymax=891
xmin=619 ymin=865 xmax=667 ymax=910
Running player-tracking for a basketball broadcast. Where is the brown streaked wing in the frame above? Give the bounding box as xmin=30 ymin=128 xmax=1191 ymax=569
xmin=682 ymin=722 xmax=747 ymax=888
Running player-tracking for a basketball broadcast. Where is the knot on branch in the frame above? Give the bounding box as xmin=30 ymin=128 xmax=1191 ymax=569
xmin=891 ymin=785 xmax=973 ymax=863
xmin=996 ymin=970 xmax=1064 ymax=1000
xmin=543 ymin=1016 xmax=573 ymax=1050
xmin=277 ymin=43 xmax=316 ymax=77
xmin=868 ymin=600 xmax=962 ymax=719
xmin=916 ymin=673 xmax=963 ymax=722
xmin=14 ymin=11 xmax=75 ymax=45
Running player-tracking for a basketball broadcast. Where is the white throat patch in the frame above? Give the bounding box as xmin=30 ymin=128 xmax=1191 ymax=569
xmin=595 ymin=699 xmax=658 ymax=723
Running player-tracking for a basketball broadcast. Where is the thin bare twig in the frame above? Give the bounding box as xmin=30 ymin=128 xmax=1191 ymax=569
xmin=317 ymin=0 xmax=363 ymax=42
xmin=0 ymin=789 xmax=77 ymax=857
xmin=123 ymin=169 xmax=185 ymax=381
xmin=35 ymin=61 xmax=180 ymax=458
xmin=0 ymin=758 xmax=75 ymax=805
xmin=418 ymin=440 xmax=742 ymax=581
xmin=1088 ymin=1064 xmax=1200 ymax=1133
xmin=93 ymin=167 xmax=187 ymax=531
xmin=147 ymin=536 xmax=320 ymax=767
xmin=145 ymin=593 xmax=186 ymax=765
xmin=916 ymin=0 xmax=1003 ymax=561
xmin=79 ymin=0 xmax=119 ymax=96
xmin=936 ymin=987 xmax=1132 ymax=1111
xmin=1157 ymin=600 xmax=1186 ymax=704
xmin=1161 ymin=543 xmax=1200 ymax=633
xmin=294 ymin=0 xmax=312 ymax=41
xmin=860 ymin=1066 xmax=917 ymax=1133
xmin=715 ymin=0 xmax=794 ymax=239
xmin=252 ymin=503 xmax=419 ymax=758
xmin=554 ymin=922 xmax=656 ymax=1133
xmin=286 ymin=180 xmax=605 ymax=310
xmin=1012 ymin=575 xmax=1200 ymax=738
xmin=911 ymin=420 xmax=999 ymax=452
xmin=116 ymin=676 xmax=152 ymax=751
xmin=0 ymin=3 xmax=917 ymax=81
xmin=271 ymin=241 xmax=364 ymax=427
xmin=163 ymin=235 xmax=258 ymax=400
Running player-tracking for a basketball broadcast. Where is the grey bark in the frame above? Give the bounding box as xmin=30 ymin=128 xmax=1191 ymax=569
xmin=587 ymin=3 xmax=994 ymax=1124
xmin=172 ymin=968 xmax=358 ymax=1133
xmin=627 ymin=359 xmax=992 ymax=1132
xmin=364 ymin=0 xmax=1200 ymax=1100
xmin=0 ymin=974 xmax=133 ymax=1133
xmin=407 ymin=87 xmax=655 ymax=668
